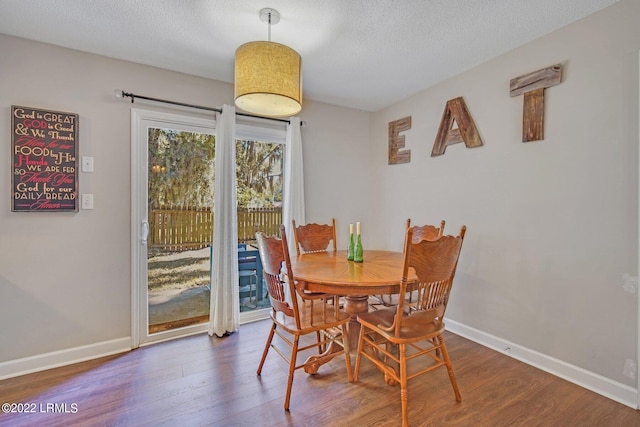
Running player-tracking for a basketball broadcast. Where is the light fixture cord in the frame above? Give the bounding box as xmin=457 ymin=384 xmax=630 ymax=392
xmin=267 ymin=12 xmax=272 ymax=41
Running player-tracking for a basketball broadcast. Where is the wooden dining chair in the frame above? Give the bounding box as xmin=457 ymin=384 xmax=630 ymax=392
xmin=256 ymin=225 xmax=352 ymax=411
xmin=292 ymin=218 xmax=337 ymax=255
xmin=354 ymin=225 xmax=466 ymax=427
xmin=405 ymin=218 xmax=445 ymax=247
xmin=292 ymin=218 xmax=342 ymax=316
xmin=371 ymin=219 xmax=446 ymax=309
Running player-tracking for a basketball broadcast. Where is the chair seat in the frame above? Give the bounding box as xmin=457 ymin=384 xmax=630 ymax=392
xmin=357 ymin=308 xmax=444 ymax=343
xmin=372 ymin=291 xmax=418 ymax=307
xmin=272 ymin=304 xmax=350 ymax=334
xmin=299 ymin=290 xmax=330 ymax=299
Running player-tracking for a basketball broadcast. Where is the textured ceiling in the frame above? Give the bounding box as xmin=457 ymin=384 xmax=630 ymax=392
xmin=0 ymin=0 xmax=619 ymax=112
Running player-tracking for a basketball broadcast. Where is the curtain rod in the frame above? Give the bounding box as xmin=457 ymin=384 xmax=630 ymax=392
xmin=114 ymin=90 xmax=297 ymax=125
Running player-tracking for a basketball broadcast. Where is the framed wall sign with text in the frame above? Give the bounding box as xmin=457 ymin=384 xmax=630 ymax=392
xmin=12 ymin=106 xmax=79 ymax=212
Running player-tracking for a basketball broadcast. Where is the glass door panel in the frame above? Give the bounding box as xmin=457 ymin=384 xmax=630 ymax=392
xmin=147 ymin=127 xmax=215 ymax=333
xmin=236 ymin=139 xmax=283 ymax=314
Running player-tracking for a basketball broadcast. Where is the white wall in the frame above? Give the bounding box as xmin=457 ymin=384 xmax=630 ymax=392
xmin=297 ymin=101 xmax=370 ymax=239
xmin=369 ymin=0 xmax=639 ymax=392
xmin=0 ymin=34 xmax=371 ymax=370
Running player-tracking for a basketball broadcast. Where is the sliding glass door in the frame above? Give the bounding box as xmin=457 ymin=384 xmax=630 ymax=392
xmin=146 ymin=126 xmax=215 ymax=334
xmin=132 ymin=109 xmax=216 ymax=345
xmin=132 ymin=111 xmax=287 ymax=344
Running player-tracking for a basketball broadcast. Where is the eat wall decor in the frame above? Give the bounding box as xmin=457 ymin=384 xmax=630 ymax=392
xmin=510 ymin=64 xmax=562 ymax=142
xmin=431 ymin=97 xmax=483 ymax=157
xmin=388 ymin=63 xmax=563 ymax=165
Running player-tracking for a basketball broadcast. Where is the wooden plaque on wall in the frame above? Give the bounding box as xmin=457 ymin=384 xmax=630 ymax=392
xmin=11 ymin=106 xmax=79 ymax=212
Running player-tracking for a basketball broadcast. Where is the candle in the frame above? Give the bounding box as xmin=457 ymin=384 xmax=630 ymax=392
xmin=356 ymin=222 xmax=361 ymax=235
xmin=350 ymin=223 xmax=353 ymax=234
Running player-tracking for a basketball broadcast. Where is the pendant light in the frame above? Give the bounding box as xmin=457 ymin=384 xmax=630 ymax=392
xmin=234 ymin=8 xmax=302 ymax=118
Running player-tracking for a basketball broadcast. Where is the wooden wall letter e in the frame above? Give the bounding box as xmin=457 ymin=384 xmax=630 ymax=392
xmin=510 ymin=64 xmax=562 ymax=142
xmin=431 ymin=97 xmax=483 ymax=157
xmin=388 ymin=116 xmax=411 ymax=165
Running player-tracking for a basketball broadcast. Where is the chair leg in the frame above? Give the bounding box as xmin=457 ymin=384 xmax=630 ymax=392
xmin=316 ymin=331 xmax=325 ymax=353
xmin=284 ymin=335 xmax=300 ymax=411
xmin=257 ymin=322 xmax=276 ymax=375
xmin=248 ymin=275 xmax=259 ymax=307
xmin=399 ymin=343 xmax=409 ymax=427
xmin=249 ymin=276 xmax=254 ymax=306
xmin=342 ymin=324 xmax=353 ymax=382
xmin=432 ymin=337 xmax=442 ymax=358
xmin=353 ymin=324 xmax=366 ymax=382
xmin=438 ymin=334 xmax=462 ymax=402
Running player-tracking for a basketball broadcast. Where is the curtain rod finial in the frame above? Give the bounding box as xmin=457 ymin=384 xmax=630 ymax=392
xmin=115 ymin=90 xmax=135 ymax=103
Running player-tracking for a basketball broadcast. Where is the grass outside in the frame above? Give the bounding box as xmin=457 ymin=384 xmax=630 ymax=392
xmin=148 ymin=247 xmax=210 ymax=291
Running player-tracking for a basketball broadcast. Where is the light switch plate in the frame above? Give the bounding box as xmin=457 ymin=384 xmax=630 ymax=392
xmin=82 ymin=156 xmax=94 ymax=172
xmin=81 ymin=194 xmax=94 ymax=210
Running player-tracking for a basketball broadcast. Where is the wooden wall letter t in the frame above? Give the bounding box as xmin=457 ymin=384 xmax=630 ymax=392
xmin=388 ymin=116 xmax=411 ymax=165
xmin=431 ymin=97 xmax=483 ymax=157
xmin=510 ymin=64 xmax=562 ymax=142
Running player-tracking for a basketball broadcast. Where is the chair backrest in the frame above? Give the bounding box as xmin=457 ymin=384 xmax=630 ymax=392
xmin=256 ymin=225 xmax=301 ymax=327
xmin=405 ymin=218 xmax=445 ymax=245
xmin=394 ymin=225 xmax=466 ymax=335
xmin=292 ymin=218 xmax=337 ymax=255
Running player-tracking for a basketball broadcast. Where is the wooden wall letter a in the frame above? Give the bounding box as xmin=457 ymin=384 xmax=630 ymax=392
xmin=431 ymin=97 xmax=483 ymax=157
xmin=388 ymin=116 xmax=411 ymax=165
xmin=510 ymin=64 xmax=562 ymax=142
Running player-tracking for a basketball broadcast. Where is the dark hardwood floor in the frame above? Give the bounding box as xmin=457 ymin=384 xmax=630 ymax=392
xmin=1 ymin=318 xmax=638 ymax=426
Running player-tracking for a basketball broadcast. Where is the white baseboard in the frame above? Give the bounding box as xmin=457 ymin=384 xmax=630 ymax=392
xmin=0 ymin=310 xmax=269 ymax=380
xmin=240 ymin=307 xmax=270 ymax=324
xmin=0 ymin=338 xmax=132 ymax=381
xmin=446 ymin=319 xmax=638 ymax=409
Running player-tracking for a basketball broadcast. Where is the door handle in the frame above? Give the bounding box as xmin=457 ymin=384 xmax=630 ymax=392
xmin=141 ymin=220 xmax=149 ymax=245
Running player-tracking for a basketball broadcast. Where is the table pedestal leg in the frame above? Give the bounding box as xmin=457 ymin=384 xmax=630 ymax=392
xmin=303 ymin=294 xmax=370 ymax=375
xmin=343 ymin=294 xmax=369 ymax=353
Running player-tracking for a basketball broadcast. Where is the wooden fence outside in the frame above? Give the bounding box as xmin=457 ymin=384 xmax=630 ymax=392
xmin=149 ymin=206 xmax=282 ymax=251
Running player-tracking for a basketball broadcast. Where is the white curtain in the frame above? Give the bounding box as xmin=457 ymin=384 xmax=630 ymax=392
xmin=208 ymin=104 xmax=239 ymax=337
xmin=282 ymin=116 xmax=305 ymax=255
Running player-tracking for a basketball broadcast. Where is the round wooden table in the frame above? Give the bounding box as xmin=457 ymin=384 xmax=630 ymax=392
xmin=291 ymin=249 xmax=416 ymax=353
